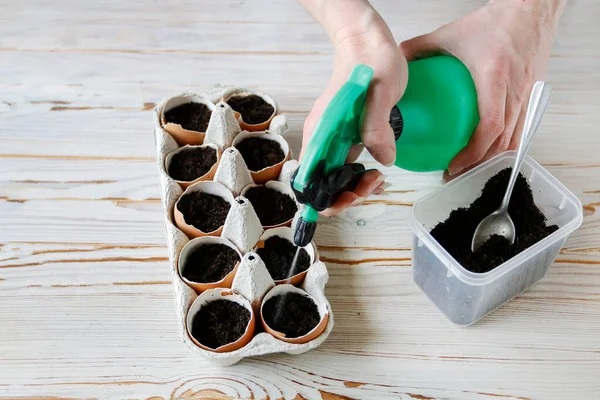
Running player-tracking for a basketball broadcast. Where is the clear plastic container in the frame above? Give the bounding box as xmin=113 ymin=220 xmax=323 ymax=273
xmin=409 ymin=151 xmax=583 ymax=326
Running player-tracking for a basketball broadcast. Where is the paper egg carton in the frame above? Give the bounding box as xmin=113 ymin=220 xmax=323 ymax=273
xmin=152 ymin=86 xmax=334 ymax=366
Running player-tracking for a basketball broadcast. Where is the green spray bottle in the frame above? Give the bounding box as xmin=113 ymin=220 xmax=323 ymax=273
xmin=290 ymin=55 xmax=480 ymax=247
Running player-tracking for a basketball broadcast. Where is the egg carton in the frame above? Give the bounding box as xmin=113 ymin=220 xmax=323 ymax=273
xmin=152 ymin=86 xmax=334 ymax=366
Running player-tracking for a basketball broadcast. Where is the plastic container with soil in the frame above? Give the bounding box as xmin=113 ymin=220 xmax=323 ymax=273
xmin=241 ymin=181 xmax=298 ymax=229
xmin=186 ymin=288 xmax=255 ymax=353
xmin=161 ymin=94 xmax=214 ymax=145
xmin=232 ymin=131 xmax=289 ymax=184
xmin=178 ymin=236 xmax=242 ymax=293
xmin=409 ymin=151 xmax=583 ymax=326
xmin=223 ymin=90 xmax=277 ymax=132
xmin=174 ymin=181 xmax=234 ymax=239
xmin=260 ymin=284 xmax=329 ymax=344
xmin=165 ymin=144 xmax=221 ymax=189
xmin=254 ymin=227 xmax=316 ymax=285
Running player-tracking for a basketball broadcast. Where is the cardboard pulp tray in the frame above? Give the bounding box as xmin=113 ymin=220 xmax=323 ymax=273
xmin=151 ymin=85 xmax=334 ymax=366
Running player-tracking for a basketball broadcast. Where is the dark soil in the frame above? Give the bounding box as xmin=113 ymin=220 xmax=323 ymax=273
xmin=164 ymin=102 xmax=212 ymax=132
xmin=177 ymin=192 xmax=230 ymax=232
xmin=430 ymin=168 xmax=559 ymax=273
xmin=226 ymin=94 xmax=274 ymax=125
xmin=262 ymin=292 xmax=320 ymax=338
xmin=244 ymin=185 xmax=297 ymax=226
xmin=256 ymin=236 xmax=311 ymax=281
xmin=182 ymin=243 xmax=240 ymax=283
xmin=191 ymin=299 xmax=250 ymax=349
xmin=168 ymin=146 xmax=217 ymax=181
xmin=235 ymin=137 xmax=285 ymax=171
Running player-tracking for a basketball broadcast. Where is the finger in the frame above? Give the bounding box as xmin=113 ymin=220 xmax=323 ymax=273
xmin=351 ymin=170 xmax=384 ymax=198
xmin=442 ymin=127 xmax=513 ymax=183
xmin=372 ymin=180 xmax=386 ymax=195
xmin=448 ymin=72 xmax=507 ymax=176
xmin=346 ymin=144 xmax=365 ymax=163
xmin=508 ymin=101 xmax=528 ymax=150
xmin=400 ymin=29 xmax=447 ymax=61
xmin=320 ymin=192 xmax=363 ymax=217
xmin=319 ymin=170 xmax=383 ymax=217
xmin=487 ymin=78 xmax=531 ymax=157
xmin=362 ymin=83 xmax=400 ymax=166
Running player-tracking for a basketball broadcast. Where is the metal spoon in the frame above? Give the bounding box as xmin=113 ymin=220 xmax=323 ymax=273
xmin=471 ymin=81 xmax=552 ymax=252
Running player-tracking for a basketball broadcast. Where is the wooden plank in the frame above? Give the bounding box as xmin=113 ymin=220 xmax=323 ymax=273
xmin=1 ymin=0 xmax=600 ymax=398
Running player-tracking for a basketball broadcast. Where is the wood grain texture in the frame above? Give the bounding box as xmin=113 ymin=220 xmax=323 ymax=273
xmin=1 ymin=0 xmax=599 ymax=399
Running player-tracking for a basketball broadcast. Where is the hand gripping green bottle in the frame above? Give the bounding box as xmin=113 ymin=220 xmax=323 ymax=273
xmin=290 ymin=55 xmax=479 ymax=247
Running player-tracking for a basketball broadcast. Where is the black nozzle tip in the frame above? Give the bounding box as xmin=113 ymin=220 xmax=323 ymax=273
xmin=293 ymin=218 xmax=317 ymax=247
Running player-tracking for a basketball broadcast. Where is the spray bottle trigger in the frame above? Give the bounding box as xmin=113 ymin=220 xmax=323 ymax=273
xmin=291 ymin=160 xmax=375 ymax=212
xmin=327 ymin=163 xmax=370 ymax=200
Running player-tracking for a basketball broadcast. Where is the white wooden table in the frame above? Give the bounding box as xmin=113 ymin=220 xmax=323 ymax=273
xmin=1 ymin=1 xmax=599 ymax=399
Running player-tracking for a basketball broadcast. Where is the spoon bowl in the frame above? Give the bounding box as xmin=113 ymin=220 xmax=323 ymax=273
xmin=471 ymin=81 xmax=553 ymax=252
xmin=471 ymin=210 xmax=516 ymax=251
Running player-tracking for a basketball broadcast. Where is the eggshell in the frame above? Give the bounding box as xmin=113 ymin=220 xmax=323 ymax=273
xmin=178 ymin=236 xmax=242 ymax=293
xmin=222 ymin=89 xmax=278 ymax=132
xmin=232 ymin=131 xmax=290 ymax=184
xmin=174 ymin=181 xmax=235 ymax=239
xmin=186 ymin=288 xmax=255 ymax=353
xmin=164 ymin=144 xmax=221 ymax=189
xmin=260 ymin=284 xmax=329 ymax=344
xmin=221 ymin=196 xmax=264 ymax=253
xmin=160 ymin=94 xmax=215 ymax=145
xmin=253 ymin=226 xmax=317 ymax=286
xmin=203 ymin=100 xmax=242 ymax=150
xmin=213 ymin=147 xmax=254 ymax=197
xmin=241 ymin=180 xmax=299 ymax=229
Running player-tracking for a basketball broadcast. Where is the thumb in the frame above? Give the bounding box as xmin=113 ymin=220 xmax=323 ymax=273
xmin=400 ymin=29 xmax=447 ymax=61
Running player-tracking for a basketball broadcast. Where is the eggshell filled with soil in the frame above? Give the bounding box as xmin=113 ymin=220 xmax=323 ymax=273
xmin=232 ymin=131 xmax=290 ymax=184
xmin=260 ymin=284 xmax=329 ymax=344
xmin=253 ymin=227 xmax=316 ymax=285
xmin=161 ymin=94 xmax=214 ymax=145
xmin=186 ymin=288 xmax=255 ymax=353
xmin=165 ymin=144 xmax=221 ymax=189
xmin=174 ymin=181 xmax=234 ymax=239
xmin=178 ymin=236 xmax=242 ymax=293
xmin=223 ymin=90 xmax=277 ymax=132
xmin=241 ymin=181 xmax=298 ymax=229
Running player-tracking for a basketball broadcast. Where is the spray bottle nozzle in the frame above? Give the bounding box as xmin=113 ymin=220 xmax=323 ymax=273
xmin=293 ymin=216 xmax=317 ymax=247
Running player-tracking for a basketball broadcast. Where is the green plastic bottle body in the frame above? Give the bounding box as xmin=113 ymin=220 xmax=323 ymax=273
xmin=394 ymin=55 xmax=480 ymax=172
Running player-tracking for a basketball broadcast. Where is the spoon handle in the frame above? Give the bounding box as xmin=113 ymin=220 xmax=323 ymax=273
xmin=500 ymin=81 xmax=553 ymax=210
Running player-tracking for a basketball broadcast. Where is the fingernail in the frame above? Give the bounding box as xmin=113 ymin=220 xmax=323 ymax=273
xmin=382 ymin=182 xmax=392 ymax=190
xmin=448 ymin=166 xmax=464 ymax=176
xmin=375 ymin=174 xmax=388 ymax=185
xmin=351 ymin=197 xmax=365 ymax=206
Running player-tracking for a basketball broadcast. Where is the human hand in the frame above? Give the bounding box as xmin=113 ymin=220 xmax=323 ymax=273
xmin=298 ymin=0 xmax=408 ymax=215
xmin=401 ymin=0 xmax=565 ymax=180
